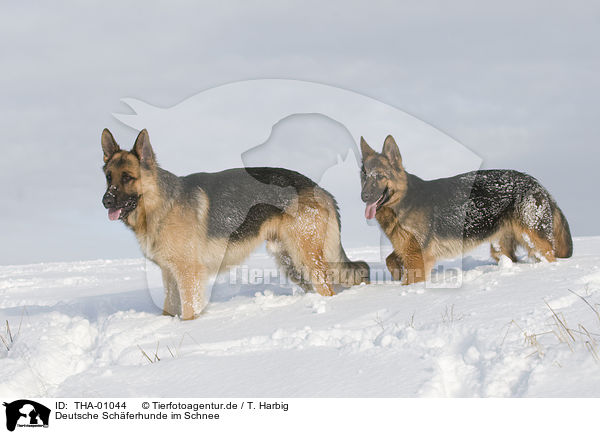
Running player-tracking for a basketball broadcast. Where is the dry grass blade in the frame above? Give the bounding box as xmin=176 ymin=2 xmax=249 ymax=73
xmin=6 ymin=320 xmax=13 ymax=344
xmin=510 ymin=319 xmax=546 ymax=357
xmin=175 ymin=331 xmax=198 ymax=357
xmin=441 ymin=304 xmax=463 ymax=324
xmin=154 ymin=341 xmax=160 ymax=362
xmin=0 ymin=311 xmax=28 ymax=353
xmin=166 ymin=345 xmax=175 ymax=359
xmin=585 ymin=341 xmax=599 ymax=362
xmin=578 ymin=324 xmax=599 ymax=363
xmin=0 ymin=334 xmax=10 ymax=351
xmin=500 ymin=321 xmax=515 ymax=347
xmin=17 ymin=308 xmax=26 ymax=337
xmin=137 ymin=334 xmax=193 ymax=364
xmin=137 ymin=345 xmax=154 ymax=364
xmin=514 ymin=293 xmax=600 ymax=363
xmin=578 ymin=324 xmax=597 ymax=343
xmin=568 ymin=289 xmax=600 ymax=325
xmin=545 ymin=300 xmax=576 ymax=346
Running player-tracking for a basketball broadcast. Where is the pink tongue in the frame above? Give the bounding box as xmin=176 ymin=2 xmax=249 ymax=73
xmin=365 ymin=202 xmax=377 ymax=220
xmin=108 ymin=208 xmax=122 ymax=221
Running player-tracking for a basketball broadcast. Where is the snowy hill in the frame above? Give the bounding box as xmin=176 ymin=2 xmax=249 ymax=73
xmin=1 ymin=237 xmax=599 ymax=397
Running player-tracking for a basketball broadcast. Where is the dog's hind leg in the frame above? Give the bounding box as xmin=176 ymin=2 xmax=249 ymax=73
xmin=514 ymin=190 xmax=557 ymax=262
xmin=161 ymin=268 xmax=181 ymax=316
xmin=300 ymin=247 xmax=335 ymax=296
xmin=279 ymin=210 xmax=335 ymax=296
xmin=516 ymin=228 xmax=556 ymax=263
xmin=319 ymin=208 xmax=370 ymax=287
xmin=266 ymin=240 xmax=313 ymax=292
xmin=275 ymin=239 xmax=334 ymax=296
xmin=490 ymin=230 xmax=518 ymax=263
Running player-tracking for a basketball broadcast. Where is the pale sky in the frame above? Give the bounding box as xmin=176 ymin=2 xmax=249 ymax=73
xmin=1 ymin=1 xmax=598 ymax=264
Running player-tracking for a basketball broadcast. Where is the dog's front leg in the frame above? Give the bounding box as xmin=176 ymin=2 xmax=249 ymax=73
xmin=171 ymin=261 xmax=207 ymax=320
xmin=385 ymin=251 xmax=404 ymax=281
xmin=161 ymin=268 xmax=181 ymax=317
xmin=387 ymin=228 xmax=430 ymax=285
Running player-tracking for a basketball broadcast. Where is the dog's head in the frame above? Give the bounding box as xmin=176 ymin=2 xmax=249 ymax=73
xmin=101 ymin=129 xmax=156 ymax=225
xmin=359 ymin=135 xmax=407 ymax=219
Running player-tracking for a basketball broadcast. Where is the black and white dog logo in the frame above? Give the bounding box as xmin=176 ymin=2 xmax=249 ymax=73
xmin=3 ymin=400 xmax=50 ymax=431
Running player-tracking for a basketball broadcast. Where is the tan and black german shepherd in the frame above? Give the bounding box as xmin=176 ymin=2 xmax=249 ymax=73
xmin=101 ymin=129 xmax=369 ymax=319
xmin=360 ymin=135 xmax=573 ymax=285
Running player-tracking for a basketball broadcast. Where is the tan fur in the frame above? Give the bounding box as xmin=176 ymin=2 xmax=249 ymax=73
xmin=488 ymin=219 xmax=559 ymax=264
xmin=490 ymin=226 xmax=518 ymax=263
xmin=552 ymin=207 xmax=572 ymax=258
xmin=381 ymin=207 xmax=559 ymax=283
xmin=376 ymin=208 xmax=438 ymax=284
xmin=361 ymin=135 xmax=568 ymax=285
xmin=103 ymin=130 xmax=367 ymax=319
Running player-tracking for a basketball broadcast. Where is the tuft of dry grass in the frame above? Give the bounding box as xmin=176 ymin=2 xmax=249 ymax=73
xmin=505 ymin=320 xmax=549 ymax=358
xmin=441 ymin=304 xmax=463 ymax=325
xmin=509 ymin=290 xmax=600 ymax=363
xmin=0 ymin=310 xmax=26 ymax=352
xmin=138 ymin=333 xmax=196 ymax=364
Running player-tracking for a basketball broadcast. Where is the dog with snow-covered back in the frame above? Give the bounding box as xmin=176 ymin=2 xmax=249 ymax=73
xmin=360 ymin=135 xmax=573 ymax=285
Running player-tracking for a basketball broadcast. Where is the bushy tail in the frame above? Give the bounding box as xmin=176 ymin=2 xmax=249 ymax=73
xmin=552 ymin=203 xmax=573 ymax=258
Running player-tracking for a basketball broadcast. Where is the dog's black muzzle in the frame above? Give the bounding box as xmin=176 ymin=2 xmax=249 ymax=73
xmin=102 ymin=186 xmax=139 ymax=221
xmin=102 ymin=186 xmax=118 ymax=209
xmin=362 ymin=186 xmax=390 ymax=208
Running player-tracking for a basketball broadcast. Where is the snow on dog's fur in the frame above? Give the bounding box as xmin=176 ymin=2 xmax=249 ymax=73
xmin=360 ymin=135 xmax=573 ymax=284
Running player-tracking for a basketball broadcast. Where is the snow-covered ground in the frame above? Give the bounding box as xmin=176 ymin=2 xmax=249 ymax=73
xmin=1 ymin=237 xmax=599 ymax=398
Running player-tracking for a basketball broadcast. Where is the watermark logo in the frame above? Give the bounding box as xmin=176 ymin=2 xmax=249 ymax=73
xmin=3 ymin=400 xmax=50 ymax=431
xmin=111 ymin=79 xmax=480 ymax=312
xmin=226 ymin=263 xmax=463 ymax=289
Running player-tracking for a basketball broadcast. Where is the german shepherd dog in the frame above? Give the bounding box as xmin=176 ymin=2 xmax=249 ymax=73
xmin=360 ymin=135 xmax=573 ymax=285
xmin=101 ymin=129 xmax=369 ymax=319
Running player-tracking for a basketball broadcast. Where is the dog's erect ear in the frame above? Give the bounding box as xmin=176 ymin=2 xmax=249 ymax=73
xmin=382 ymin=135 xmax=402 ymax=169
xmin=132 ymin=129 xmax=156 ymax=167
xmin=101 ymin=129 xmax=120 ymax=163
xmin=360 ymin=137 xmax=376 ymax=160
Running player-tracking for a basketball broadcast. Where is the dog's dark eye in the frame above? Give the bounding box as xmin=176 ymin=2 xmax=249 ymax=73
xmin=121 ymin=173 xmax=131 ymax=182
xmin=106 ymin=173 xmax=112 ymax=183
